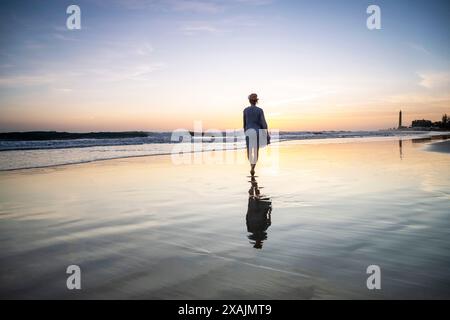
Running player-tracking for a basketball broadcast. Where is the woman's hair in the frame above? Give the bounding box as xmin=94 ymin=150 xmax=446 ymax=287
xmin=248 ymin=93 xmax=258 ymax=104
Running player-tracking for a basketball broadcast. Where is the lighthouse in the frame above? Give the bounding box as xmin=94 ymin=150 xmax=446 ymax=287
xmin=398 ymin=110 xmax=402 ymax=129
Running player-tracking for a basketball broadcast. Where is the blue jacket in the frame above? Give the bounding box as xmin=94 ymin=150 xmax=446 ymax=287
xmin=243 ymin=106 xmax=268 ymax=131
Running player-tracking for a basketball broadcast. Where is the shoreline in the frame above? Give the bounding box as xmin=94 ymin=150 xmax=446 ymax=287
xmin=1 ymin=130 xmax=447 ymax=152
xmin=1 ymin=133 xmax=448 ymax=172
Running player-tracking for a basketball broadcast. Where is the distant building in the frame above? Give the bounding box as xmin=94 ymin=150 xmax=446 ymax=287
xmin=411 ymin=119 xmax=433 ymax=128
xmin=407 ymin=113 xmax=449 ymax=131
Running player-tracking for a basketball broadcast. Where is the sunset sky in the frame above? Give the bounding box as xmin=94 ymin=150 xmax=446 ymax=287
xmin=0 ymin=0 xmax=449 ymax=132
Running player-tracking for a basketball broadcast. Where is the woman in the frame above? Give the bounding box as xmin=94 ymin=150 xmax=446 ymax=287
xmin=243 ymin=93 xmax=270 ymax=176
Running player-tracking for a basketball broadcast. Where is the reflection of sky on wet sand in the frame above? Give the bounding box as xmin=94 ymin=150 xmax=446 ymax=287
xmin=0 ymin=138 xmax=449 ymax=299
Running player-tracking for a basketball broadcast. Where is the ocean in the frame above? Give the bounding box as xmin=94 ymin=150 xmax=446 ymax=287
xmin=0 ymin=130 xmax=444 ymax=171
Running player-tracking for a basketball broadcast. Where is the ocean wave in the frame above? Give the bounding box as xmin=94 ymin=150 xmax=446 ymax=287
xmin=0 ymin=130 xmax=433 ymax=152
xmin=0 ymin=130 xmax=443 ymax=171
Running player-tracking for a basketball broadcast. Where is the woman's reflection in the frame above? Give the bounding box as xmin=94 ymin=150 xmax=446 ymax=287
xmin=246 ymin=175 xmax=272 ymax=249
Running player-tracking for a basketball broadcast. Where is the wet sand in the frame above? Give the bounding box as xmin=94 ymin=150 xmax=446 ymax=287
xmin=0 ymin=138 xmax=449 ymax=299
xmin=425 ymin=139 xmax=450 ymax=154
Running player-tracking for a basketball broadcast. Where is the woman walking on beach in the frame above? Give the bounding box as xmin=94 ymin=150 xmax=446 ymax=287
xmin=243 ymin=93 xmax=270 ymax=176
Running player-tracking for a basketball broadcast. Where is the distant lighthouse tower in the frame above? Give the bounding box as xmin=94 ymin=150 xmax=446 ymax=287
xmin=398 ymin=110 xmax=403 ymax=129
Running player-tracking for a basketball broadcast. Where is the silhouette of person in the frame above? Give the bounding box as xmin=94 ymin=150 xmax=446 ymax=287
xmin=246 ymin=176 xmax=272 ymax=249
xmin=243 ymin=93 xmax=270 ymax=176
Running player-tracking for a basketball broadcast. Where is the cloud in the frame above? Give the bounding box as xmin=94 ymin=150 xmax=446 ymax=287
xmin=102 ymin=0 xmax=159 ymax=10
xmin=106 ymin=0 xmax=223 ymax=12
xmin=53 ymin=88 xmax=74 ymax=93
xmin=0 ymin=61 xmax=165 ymax=88
xmin=52 ymin=33 xmax=80 ymax=42
xmin=266 ymin=90 xmax=338 ymax=108
xmin=235 ymin=0 xmax=273 ymax=5
xmin=418 ymin=71 xmax=450 ymax=89
xmin=180 ymin=23 xmax=221 ymax=35
xmin=170 ymin=0 xmax=224 ymax=13
xmin=23 ymin=40 xmax=46 ymax=50
xmin=135 ymin=43 xmax=154 ymax=56
xmin=90 ymin=63 xmax=165 ymax=82
xmin=179 ymin=14 xmax=262 ymax=35
xmin=107 ymin=0 xmax=272 ymax=13
xmin=407 ymin=43 xmax=432 ymax=56
xmin=0 ymin=74 xmax=58 ymax=87
xmin=0 ymin=64 xmax=14 ymax=69
xmin=127 ymin=63 xmax=165 ymax=80
xmin=383 ymin=92 xmax=450 ymax=105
